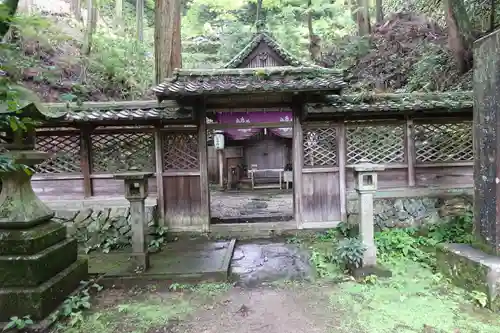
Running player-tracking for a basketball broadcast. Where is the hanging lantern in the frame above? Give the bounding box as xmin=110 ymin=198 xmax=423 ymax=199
xmin=214 ymin=131 xmax=225 ymax=150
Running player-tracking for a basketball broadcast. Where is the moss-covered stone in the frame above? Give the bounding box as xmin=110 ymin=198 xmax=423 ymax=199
xmin=0 ymin=258 xmax=88 ymax=322
xmin=0 ymin=221 xmax=66 ymax=255
xmin=436 ymin=243 xmax=500 ymax=311
xmin=0 ymin=239 xmax=78 ymax=287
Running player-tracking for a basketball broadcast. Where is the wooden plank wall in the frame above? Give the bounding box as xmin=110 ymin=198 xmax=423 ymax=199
xmin=302 ymin=117 xmax=473 ymax=225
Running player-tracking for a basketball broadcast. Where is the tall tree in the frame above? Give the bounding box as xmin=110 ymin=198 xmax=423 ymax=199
xmin=306 ymin=0 xmax=321 ymax=62
xmin=115 ymin=0 xmax=123 ymax=21
xmin=154 ymin=0 xmax=182 ymax=85
xmin=136 ymin=0 xmax=144 ymax=41
xmin=356 ymin=0 xmax=371 ymax=35
xmin=443 ymin=0 xmax=473 ymax=73
xmin=82 ymin=0 xmax=97 ymax=56
xmin=70 ymin=0 xmax=82 ymax=21
xmin=375 ymin=0 xmax=383 ymax=24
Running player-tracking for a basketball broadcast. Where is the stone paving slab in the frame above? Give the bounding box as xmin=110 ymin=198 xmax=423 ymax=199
xmin=82 ymin=239 xmax=236 ymax=284
xmin=229 ymin=239 xmax=313 ymax=287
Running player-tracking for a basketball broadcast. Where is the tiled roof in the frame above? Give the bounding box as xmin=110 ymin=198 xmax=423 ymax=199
xmin=45 ymin=100 xmax=192 ymax=122
xmin=153 ymin=67 xmax=346 ymax=98
xmin=224 ymin=31 xmax=309 ymax=68
xmin=307 ymin=92 xmax=473 ymax=114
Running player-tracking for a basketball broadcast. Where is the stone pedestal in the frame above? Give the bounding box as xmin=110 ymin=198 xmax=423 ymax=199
xmin=0 ymin=150 xmax=88 ymax=322
xmin=114 ymin=172 xmax=153 ymax=272
xmin=473 ymin=29 xmax=500 ymax=255
xmin=354 ymin=162 xmax=385 ymax=267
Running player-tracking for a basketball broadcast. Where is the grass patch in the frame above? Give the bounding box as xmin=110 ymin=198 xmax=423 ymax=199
xmin=329 ymin=259 xmax=500 ymax=333
xmin=55 ymin=282 xmax=232 ymax=333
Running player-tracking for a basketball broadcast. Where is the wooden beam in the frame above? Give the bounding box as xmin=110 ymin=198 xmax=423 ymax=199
xmin=207 ymin=122 xmax=292 ymax=130
xmin=406 ymin=119 xmax=416 ymax=187
xmin=154 ymin=127 xmax=165 ymax=226
xmin=80 ymin=127 xmax=93 ymax=197
xmin=197 ymin=105 xmax=210 ymax=232
xmin=292 ymin=104 xmax=304 ymax=228
xmin=337 ymin=121 xmax=347 ymax=222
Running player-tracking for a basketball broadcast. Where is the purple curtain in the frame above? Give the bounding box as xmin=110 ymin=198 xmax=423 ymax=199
xmin=216 ymin=111 xmax=293 ymax=140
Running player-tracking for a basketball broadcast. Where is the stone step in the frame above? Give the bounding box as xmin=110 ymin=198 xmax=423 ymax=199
xmin=0 ymin=258 xmax=88 ymax=321
xmin=0 ymin=221 xmax=67 ymax=255
xmin=0 ymin=238 xmax=78 ymax=287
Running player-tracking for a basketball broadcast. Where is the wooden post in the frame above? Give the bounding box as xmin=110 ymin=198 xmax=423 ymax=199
xmin=292 ymin=104 xmax=304 ymax=228
xmin=338 ymin=121 xmax=347 ymax=222
xmin=197 ymin=105 xmax=210 ymax=232
xmin=80 ymin=126 xmax=93 ymax=197
xmin=217 ymin=149 xmax=224 ymax=188
xmin=154 ymin=127 xmax=165 ymax=226
xmin=405 ymin=119 xmax=416 ymax=187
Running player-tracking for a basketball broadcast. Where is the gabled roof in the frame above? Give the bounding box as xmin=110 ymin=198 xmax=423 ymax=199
xmin=153 ymin=67 xmax=346 ymax=99
xmin=224 ymin=31 xmax=310 ymax=68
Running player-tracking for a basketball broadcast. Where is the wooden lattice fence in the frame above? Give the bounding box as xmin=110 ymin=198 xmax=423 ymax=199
xmin=346 ymin=123 xmax=405 ymax=164
xmin=413 ymin=122 xmax=473 ymax=163
xmin=303 ymin=126 xmax=338 ymax=167
xmin=35 ymin=134 xmax=81 ymax=174
xmin=90 ymin=132 xmax=155 ymax=173
xmin=162 ymin=132 xmax=199 ymax=170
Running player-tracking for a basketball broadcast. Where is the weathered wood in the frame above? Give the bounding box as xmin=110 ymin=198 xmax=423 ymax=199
xmin=292 ymin=104 xmax=304 ymax=227
xmin=92 ymin=177 xmax=157 ymax=197
xmin=207 ymin=121 xmax=292 ymax=130
xmin=163 ymin=175 xmax=203 ymax=228
xmin=301 ymin=172 xmax=341 ymax=223
xmin=338 ymin=121 xmax=347 ymax=222
xmin=415 ymin=165 xmax=473 ymax=187
xmin=197 ymin=105 xmax=210 ymax=231
xmin=80 ymin=127 xmax=93 ymax=197
xmin=406 ymin=119 xmax=416 ymax=186
xmin=154 ymin=128 xmax=165 ymax=225
xmin=32 ymin=178 xmax=85 ymax=198
xmin=217 ymin=149 xmax=224 ymax=187
xmin=302 ymin=167 xmax=339 ymax=173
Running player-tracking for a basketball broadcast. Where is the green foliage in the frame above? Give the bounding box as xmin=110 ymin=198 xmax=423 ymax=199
xmin=375 ymin=228 xmax=433 ymax=263
xmin=148 ymin=225 xmax=168 ymax=253
xmin=3 ymin=315 xmax=33 ymax=332
xmin=51 ymin=280 xmax=103 ymax=329
xmin=335 ymin=237 xmax=366 ymax=268
xmin=427 ymin=211 xmax=474 ymax=244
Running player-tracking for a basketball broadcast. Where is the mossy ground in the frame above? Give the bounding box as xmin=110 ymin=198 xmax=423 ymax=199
xmin=50 ymin=240 xmax=500 ymax=333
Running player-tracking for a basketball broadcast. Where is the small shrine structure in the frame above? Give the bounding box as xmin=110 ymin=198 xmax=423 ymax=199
xmin=22 ymin=29 xmax=473 ymax=234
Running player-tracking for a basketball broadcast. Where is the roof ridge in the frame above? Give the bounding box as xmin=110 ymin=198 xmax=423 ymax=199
xmin=223 ymin=30 xmax=308 ymax=68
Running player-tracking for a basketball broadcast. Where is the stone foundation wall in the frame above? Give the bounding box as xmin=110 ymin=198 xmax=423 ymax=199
xmin=52 ymin=205 xmax=158 ymax=252
xmin=347 ymin=195 xmax=473 ymax=228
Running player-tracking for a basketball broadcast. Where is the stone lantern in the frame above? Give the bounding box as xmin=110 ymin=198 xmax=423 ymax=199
xmin=0 ymin=103 xmax=88 ymax=322
xmin=353 ymin=160 xmax=390 ymax=276
xmin=114 ymin=171 xmax=153 ymax=272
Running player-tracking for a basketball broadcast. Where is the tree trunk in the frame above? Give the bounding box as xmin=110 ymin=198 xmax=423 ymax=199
xmin=115 ymin=0 xmax=122 ymax=20
xmin=136 ymin=0 xmax=144 ymax=41
xmin=306 ymin=0 xmax=320 ymax=62
xmin=375 ymin=0 xmax=383 ymax=24
xmin=489 ymin=0 xmax=496 ymax=32
xmin=443 ymin=0 xmax=473 ymax=73
xmin=356 ymin=0 xmax=371 ymax=36
xmin=82 ymin=0 xmax=97 ymax=56
xmin=71 ymin=0 xmax=82 ymax=21
xmin=154 ymin=0 xmax=182 ymax=85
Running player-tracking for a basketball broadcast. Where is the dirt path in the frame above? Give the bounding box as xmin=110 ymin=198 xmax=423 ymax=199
xmin=171 ymin=285 xmax=342 ymax=333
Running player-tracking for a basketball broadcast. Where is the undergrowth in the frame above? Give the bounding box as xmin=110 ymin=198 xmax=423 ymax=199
xmin=306 ymin=212 xmax=474 ymax=278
